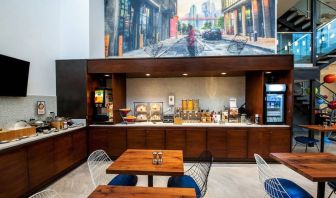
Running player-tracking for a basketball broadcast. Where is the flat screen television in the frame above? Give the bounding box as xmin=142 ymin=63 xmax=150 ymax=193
xmin=0 ymin=54 xmax=30 ymax=96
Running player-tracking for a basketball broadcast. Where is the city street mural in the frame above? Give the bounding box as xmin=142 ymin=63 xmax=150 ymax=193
xmin=105 ymin=0 xmax=276 ymax=58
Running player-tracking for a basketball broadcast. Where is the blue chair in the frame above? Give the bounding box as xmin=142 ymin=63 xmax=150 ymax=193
xmin=254 ymin=154 xmax=313 ymax=198
xmin=167 ymin=151 xmax=213 ymax=198
xmin=87 ymin=150 xmax=138 ymax=187
xmin=327 ymin=181 xmax=336 ymax=198
xmin=293 ymin=136 xmax=319 ymax=152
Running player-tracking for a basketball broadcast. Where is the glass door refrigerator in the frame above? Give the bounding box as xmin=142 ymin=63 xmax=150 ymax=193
xmin=264 ymin=84 xmax=286 ymax=124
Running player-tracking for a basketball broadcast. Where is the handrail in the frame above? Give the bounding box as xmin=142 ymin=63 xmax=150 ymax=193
xmin=277 ymin=32 xmax=311 ymax=53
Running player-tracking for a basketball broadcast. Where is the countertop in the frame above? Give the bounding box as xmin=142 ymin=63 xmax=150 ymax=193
xmin=0 ymin=126 xmax=86 ymax=152
xmin=90 ymin=122 xmax=290 ymax=128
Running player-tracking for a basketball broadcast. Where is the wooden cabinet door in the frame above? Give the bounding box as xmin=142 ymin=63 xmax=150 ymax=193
xmin=248 ymin=128 xmax=271 ymax=159
xmin=127 ymin=128 xmax=146 ymax=149
xmin=73 ymin=128 xmax=88 ymax=163
xmin=185 ymin=128 xmax=206 ymax=158
xmin=108 ymin=127 xmax=127 ymax=157
xmin=226 ymin=129 xmax=247 ymax=159
xmin=54 ymin=134 xmax=73 ymax=174
xmin=269 ymin=128 xmax=291 ymax=153
xmin=146 ymin=128 xmax=165 ymax=150
xmin=0 ymin=149 xmax=29 ymax=198
xmin=165 ymin=129 xmax=186 ymax=152
xmin=207 ymin=128 xmax=227 ymax=159
xmin=89 ymin=127 xmax=108 ymax=153
xmin=27 ymin=139 xmax=54 ymax=189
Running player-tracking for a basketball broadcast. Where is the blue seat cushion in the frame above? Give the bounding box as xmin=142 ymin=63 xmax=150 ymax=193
xmin=328 ymin=181 xmax=336 ymax=190
xmin=295 ymin=136 xmax=319 ymax=144
xmin=108 ymin=174 xmax=138 ymax=186
xmin=167 ymin=175 xmax=201 ymax=198
xmin=264 ymin=178 xmax=313 ymax=198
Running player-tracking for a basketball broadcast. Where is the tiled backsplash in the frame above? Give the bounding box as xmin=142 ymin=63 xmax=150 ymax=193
xmin=0 ymin=96 xmax=57 ymax=129
xmin=126 ymin=77 xmax=246 ymax=114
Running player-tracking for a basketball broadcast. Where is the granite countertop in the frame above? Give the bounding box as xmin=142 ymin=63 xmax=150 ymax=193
xmin=90 ymin=122 xmax=291 ymax=128
xmin=0 ymin=126 xmax=86 ymax=151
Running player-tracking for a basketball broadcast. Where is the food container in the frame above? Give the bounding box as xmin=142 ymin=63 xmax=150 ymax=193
xmin=182 ymin=100 xmax=188 ymax=111
xmin=187 ymin=100 xmax=193 ymax=111
xmin=193 ymin=99 xmax=199 ymax=111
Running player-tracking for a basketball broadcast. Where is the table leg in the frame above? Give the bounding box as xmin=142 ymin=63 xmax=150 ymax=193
xmin=317 ymin=182 xmax=325 ymax=198
xmin=148 ymin=175 xmax=153 ymax=187
xmin=320 ymin=132 xmax=325 ymax=152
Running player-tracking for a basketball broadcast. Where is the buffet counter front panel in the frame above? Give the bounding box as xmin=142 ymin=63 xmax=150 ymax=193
xmin=88 ymin=125 xmax=291 ymax=162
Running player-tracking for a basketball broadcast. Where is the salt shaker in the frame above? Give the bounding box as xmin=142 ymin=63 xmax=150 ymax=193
xmin=152 ymin=151 xmax=158 ymax=165
xmin=157 ymin=151 xmax=163 ymax=164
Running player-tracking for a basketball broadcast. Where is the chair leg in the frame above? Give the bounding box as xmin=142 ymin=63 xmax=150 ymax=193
xmin=327 ymin=190 xmax=335 ymax=198
xmin=305 ymin=144 xmax=308 ymax=152
xmin=292 ymin=142 xmax=298 ymax=151
xmin=315 ymin=142 xmax=320 ymax=152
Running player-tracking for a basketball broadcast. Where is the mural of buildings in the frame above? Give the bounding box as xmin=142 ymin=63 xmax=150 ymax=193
xmin=105 ymin=0 xmax=177 ymax=56
xmin=221 ymin=0 xmax=275 ymax=38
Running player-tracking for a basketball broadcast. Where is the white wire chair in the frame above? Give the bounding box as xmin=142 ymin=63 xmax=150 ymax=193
xmin=254 ymin=154 xmax=291 ymax=198
xmin=87 ymin=149 xmax=114 ymax=188
xmin=28 ymin=189 xmax=62 ymax=198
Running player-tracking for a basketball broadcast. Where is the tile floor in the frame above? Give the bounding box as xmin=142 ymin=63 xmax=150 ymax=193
xmin=47 ymin=133 xmax=336 ymax=198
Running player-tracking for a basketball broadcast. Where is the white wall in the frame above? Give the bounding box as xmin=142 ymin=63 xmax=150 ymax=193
xmin=90 ymin=0 xmax=105 ymax=58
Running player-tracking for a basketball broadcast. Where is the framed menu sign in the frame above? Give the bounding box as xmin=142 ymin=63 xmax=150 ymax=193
xmin=37 ymin=101 xmax=46 ymax=115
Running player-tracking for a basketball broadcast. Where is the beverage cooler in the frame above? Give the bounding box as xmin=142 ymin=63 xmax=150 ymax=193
xmin=264 ymin=84 xmax=286 ymax=124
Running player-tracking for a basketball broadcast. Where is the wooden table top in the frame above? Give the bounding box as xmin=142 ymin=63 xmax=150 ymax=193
xmin=88 ymin=185 xmax=196 ymax=198
xmin=270 ymin=153 xmax=336 ymax=182
xmin=106 ymin=149 xmax=184 ymax=176
xmin=300 ymin=125 xmax=336 ymax=132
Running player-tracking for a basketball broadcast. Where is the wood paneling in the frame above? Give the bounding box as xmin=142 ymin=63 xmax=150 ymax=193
xmin=112 ymin=74 xmax=126 ymax=124
xmin=73 ymin=128 xmax=88 ymax=163
xmin=108 ymin=127 xmax=127 ymax=156
xmin=127 ymin=128 xmax=146 ymax=149
xmin=245 ymin=71 xmax=264 ymax=124
xmin=0 ymin=149 xmax=29 ymax=198
xmin=165 ymin=129 xmax=185 ymax=152
xmin=54 ymin=135 xmax=73 ymax=174
xmin=89 ymin=127 xmax=108 ymax=153
xmin=88 ymin=55 xmax=293 ymax=75
xmin=27 ymin=139 xmax=54 ymax=189
xmin=146 ymin=129 xmax=165 ymax=150
xmin=207 ymin=128 xmax=227 ymax=159
xmin=185 ymin=129 xmax=206 ymax=158
xmin=248 ymin=128 xmax=271 ymax=159
xmin=226 ymin=129 xmax=247 ymax=159
xmin=269 ymin=128 xmax=291 ymax=153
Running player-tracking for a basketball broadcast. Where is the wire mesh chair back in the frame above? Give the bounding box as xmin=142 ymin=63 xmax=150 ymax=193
xmin=28 ymin=189 xmax=62 ymax=198
xmin=254 ymin=154 xmax=291 ymax=198
xmin=87 ymin=149 xmax=113 ymax=187
xmin=185 ymin=150 xmax=213 ymax=198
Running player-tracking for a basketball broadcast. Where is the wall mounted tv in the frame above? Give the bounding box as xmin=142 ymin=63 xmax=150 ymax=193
xmin=0 ymin=54 xmax=30 ymax=96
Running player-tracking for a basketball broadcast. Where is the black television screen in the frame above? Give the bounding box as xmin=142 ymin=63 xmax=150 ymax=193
xmin=0 ymin=54 xmax=30 ymax=96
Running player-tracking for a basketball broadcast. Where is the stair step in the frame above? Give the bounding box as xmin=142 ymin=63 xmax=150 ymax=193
xmin=302 ymin=21 xmax=311 ymax=30
xmin=302 ymin=101 xmax=310 ymax=105
xmin=318 ymin=61 xmax=329 ymax=64
xmin=296 ymin=95 xmax=309 ymax=100
xmin=328 ymin=54 xmax=336 ymax=58
xmin=287 ymin=12 xmax=299 ymax=21
xmin=294 ymin=15 xmax=306 ymax=25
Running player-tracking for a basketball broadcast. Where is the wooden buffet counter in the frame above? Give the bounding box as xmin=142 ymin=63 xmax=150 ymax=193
xmin=0 ymin=127 xmax=87 ymax=198
xmin=89 ymin=123 xmax=291 ymax=162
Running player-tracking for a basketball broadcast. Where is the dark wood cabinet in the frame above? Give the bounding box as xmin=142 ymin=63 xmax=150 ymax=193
xmin=226 ymin=129 xmax=247 ymax=159
xmin=185 ymin=129 xmax=206 ymax=158
xmin=0 ymin=149 xmax=29 ymax=198
xmin=72 ymin=128 xmax=88 ymax=163
xmin=54 ymin=134 xmax=73 ymax=174
xmin=108 ymin=127 xmax=127 ymax=156
xmin=166 ymin=129 xmax=185 ymax=152
xmin=207 ymin=128 xmax=227 ymax=159
xmin=248 ymin=128 xmax=271 ymax=159
xmin=146 ymin=129 xmax=165 ymax=150
xmin=89 ymin=127 xmax=108 ymax=153
xmin=127 ymin=128 xmax=146 ymax=149
xmin=27 ymin=139 xmax=55 ymax=189
xmin=269 ymin=128 xmax=291 ymax=153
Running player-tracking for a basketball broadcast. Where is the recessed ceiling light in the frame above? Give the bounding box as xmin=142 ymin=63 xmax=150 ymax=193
xmin=104 ymin=74 xmax=110 ymax=77
xmin=265 ymin=72 xmax=272 ymax=74
xmin=221 ymin=72 xmax=227 ymax=75
xmin=182 ymin=73 xmax=188 ymax=76
xmin=146 ymin=73 xmax=151 ymax=77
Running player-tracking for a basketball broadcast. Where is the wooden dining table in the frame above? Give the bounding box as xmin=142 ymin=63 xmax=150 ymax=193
xmin=270 ymin=152 xmax=336 ymax=198
xmin=88 ymin=185 xmax=196 ymax=198
xmin=300 ymin=125 xmax=336 ymax=152
xmin=106 ymin=149 xmax=184 ymax=187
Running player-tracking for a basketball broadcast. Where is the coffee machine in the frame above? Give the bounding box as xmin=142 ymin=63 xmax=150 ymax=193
xmin=94 ymin=88 xmax=113 ymax=122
